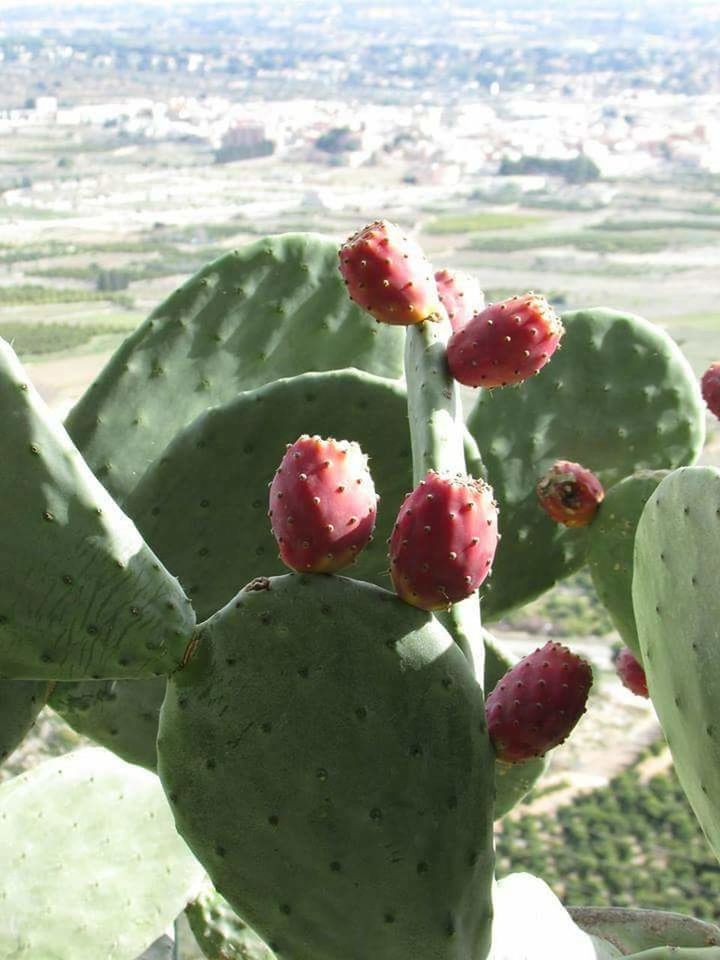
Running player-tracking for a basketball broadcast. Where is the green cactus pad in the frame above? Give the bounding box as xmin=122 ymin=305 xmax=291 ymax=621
xmin=0 ymin=340 xmax=195 ymax=680
xmin=49 ymin=678 xmax=163 ymax=770
xmin=568 ymin=906 xmax=720 ymax=954
xmin=481 ymin=630 xmax=549 ymax=819
xmin=587 ymin=471 xmax=668 ymax=660
xmin=0 ymin=679 xmax=50 ymax=765
xmin=0 ymin=747 xmax=204 ymax=960
xmin=65 ymin=234 xmax=405 ymax=506
xmin=633 ymin=466 xmax=720 ymax=863
xmin=186 ymin=878 xmax=276 ymax=960
xmin=158 ymin=574 xmax=495 ymax=960
xmin=126 ymin=368 xmax=483 ymax=618
xmin=468 ymin=308 xmax=704 ymax=622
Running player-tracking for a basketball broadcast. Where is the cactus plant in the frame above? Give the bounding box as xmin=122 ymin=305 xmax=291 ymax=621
xmin=0 ymin=223 xmax=716 ymax=960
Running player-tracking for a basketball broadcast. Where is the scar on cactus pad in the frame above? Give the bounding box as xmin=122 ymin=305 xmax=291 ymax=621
xmin=446 ymin=292 xmax=564 ymax=388
xmin=536 ymin=459 xmax=605 ymax=527
xmin=389 ymin=470 xmax=499 ymax=611
xmin=701 ymin=361 xmax=720 ymax=420
xmin=269 ymin=435 xmax=377 ymax=572
xmin=338 ymin=219 xmax=442 ymax=326
xmin=486 ymin=640 xmax=593 ymax=763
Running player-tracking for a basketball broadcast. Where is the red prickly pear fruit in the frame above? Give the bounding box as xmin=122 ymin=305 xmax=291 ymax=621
xmin=269 ymin=435 xmax=377 ymax=573
xmin=434 ymin=268 xmax=484 ymax=332
xmin=486 ymin=640 xmax=593 ymax=764
xmin=613 ymin=646 xmax=649 ymax=699
xmin=701 ymin=362 xmax=720 ymax=420
xmin=536 ymin=459 xmax=604 ymax=527
xmin=446 ymin=292 xmax=564 ymax=388
xmin=338 ymin=219 xmax=442 ymax=326
xmin=388 ymin=470 xmax=499 ymax=611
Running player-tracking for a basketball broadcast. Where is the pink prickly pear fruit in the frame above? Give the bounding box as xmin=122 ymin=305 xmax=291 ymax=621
xmin=536 ymin=459 xmax=604 ymax=527
xmin=613 ymin=646 xmax=649 ymax=699
xmin=486 ymin=641 xmax=593 ymax=764
xmin=446 ymin=292 xmax=564 ymax=388
xmin=701 ymin=362 xmax=720 ymax=420
xmin=434 ymin=268 xmax=484 ymax=332
xmin=338 ymin=219 xmax=442 ymax=326
xmin=388 ymin=470 xmax=499 ymax=611
xmin=269 ymin=435 xmax=377 ymax=573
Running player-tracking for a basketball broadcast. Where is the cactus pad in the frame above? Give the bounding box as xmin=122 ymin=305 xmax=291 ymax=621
xmin=0 ymin=339 xmax=194 ymax=680
xmin=587 ymin=471 xmax=667 ymax=660
xmin=468 ymin=308 xmax=705 ymax=621
xmin=0 ymin=747 xmax=204 ymax=959
xmin=49 ymin=678 xmax=164 ymax=770
xmin=568 ymin=906 xmax=720 ymax=954
xmin=0 ymin=679 xmax=50 ymax=765
xmin=158 ymin=574 xmax=494 ymax=960
xmin=127 ymin=368 xmax=482 ymax=618
xmin=633 ymin=466 xmax=720 ymax=863
xmin=66 ymin=234 xmax=405 ymax=505
xmin=186 ymin=879 xmax=276 ymax=960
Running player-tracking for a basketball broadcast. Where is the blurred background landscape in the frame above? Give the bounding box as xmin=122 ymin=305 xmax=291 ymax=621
xmin=2 ymin=0 xmax=720 ymax=935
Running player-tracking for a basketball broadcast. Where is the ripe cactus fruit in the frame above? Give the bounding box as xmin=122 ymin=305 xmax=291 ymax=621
xmin=613 ymin=646 xmax=649 ymax=699
xmin=446 ymin=293 xmax=564 ymax=388
xmin=701 ymin=361 xmax=720 ymax=419
xmin=434 ymin=268 xmax=484 ymax=332
xmin=536 ymin=459 xmax=605 ymax=527
xmin=389 ymin=470 xmax=499 ymax=611
xmin=269 ymin=435 xmax=377 ymax=572
xmin=486 ymin=640 xmax=593 ymax=763
xmin=338 ymin=219 xmax=442 ymax=325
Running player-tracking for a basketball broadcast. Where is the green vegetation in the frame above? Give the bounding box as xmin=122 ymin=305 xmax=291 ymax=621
xmin=0 ymin=285 xmax=133 ymax=307
xmin=0 ymin=322 xmax=130 ymax=357
xmin=499 ymin=154 xmax=601 ymax=183
xmin=496 ymin=743 xmax=720 ymax=922
xmin=425 ymin=211 xmax=545 ymax=234
xmin=596 ymin=217 xmax=720 ymax=231
xmin=466 ymin=230 xmax=674 ymax=254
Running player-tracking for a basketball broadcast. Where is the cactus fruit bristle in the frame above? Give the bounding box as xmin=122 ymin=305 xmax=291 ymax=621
xmin=701 ymin=362 xmax=720 ymax=419
xmin=338 ymin=219 xmax=442 ymax=326
xmin=446 ymin=292 xmax=564 ymax=388
xmin=613 ymin=646 xmax=649 ymax=699
xmin=536 ymin=459 xmax=605 ymax=528
xmin=389 ymin=470 xmax=499 ymax=611
xmin=269 ymin=434 xmax=377 ymax=573
xmin=486 ymin=640 xmax=593 ymax=763
xmin=434 ymin=268 xmax=484 ymax=332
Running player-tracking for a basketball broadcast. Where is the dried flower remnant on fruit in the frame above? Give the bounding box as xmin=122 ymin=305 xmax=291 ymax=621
xmin=536 ymin=459 xmax=604 ymax=527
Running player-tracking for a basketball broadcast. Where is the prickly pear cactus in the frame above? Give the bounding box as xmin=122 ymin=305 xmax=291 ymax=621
xmin=65 ymin=234 xmax=405 ymax=505
xmin=587 ymin=470 xmax=668 ymax=660
xmin=469 ymin=308 xmax=705 ymax=621
xmin=158 ymin=575 xmax=495 ymax=960
xmin=185 ymin=878 xmax=276 ymax=960
xmin=0 ymin=748 xmax=204 ymax=960
xmin=568 ymin=906 xmax=720 ymax=955
xmin=633 ymin=466 xmax=720 ymax=863
xmin=0 ymin=679 xmax=51 ymax=765
xmin=0 ymin=339 xmax=195 ymax=680
xmin=49 ymin=677 xmax=163 ymax=770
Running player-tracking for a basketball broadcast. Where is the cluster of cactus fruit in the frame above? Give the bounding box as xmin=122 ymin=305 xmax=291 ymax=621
xmin=1 ymin=216 xmax=720 ymax=959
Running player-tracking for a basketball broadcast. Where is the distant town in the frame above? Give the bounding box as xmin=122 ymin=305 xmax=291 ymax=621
xmin=1 ymin=0 xmax=719 ymax=195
